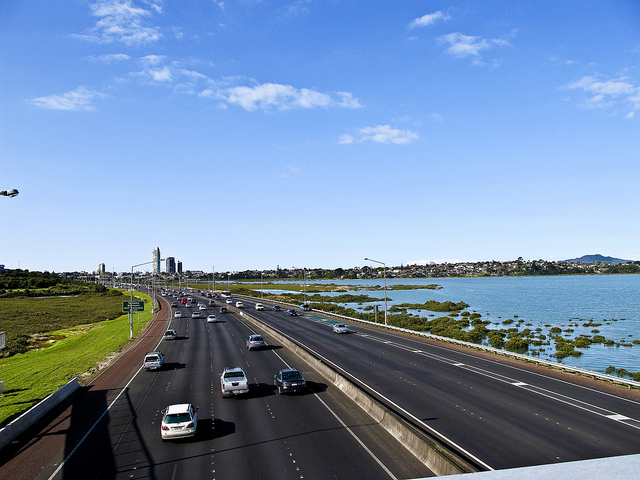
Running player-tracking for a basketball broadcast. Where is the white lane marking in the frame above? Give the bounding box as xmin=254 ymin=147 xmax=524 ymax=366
xmin=270 ymin=334 xmax=494 ymax=471
xmin=269 ymin=348 xmax=398 ymax=479
xmin=607 ymin=414 xmax=631 ymax=421
xmin=47 ymin=364 xmax=145 ymax=480
xmin=361 ymin=332 xmax=640 ymax=430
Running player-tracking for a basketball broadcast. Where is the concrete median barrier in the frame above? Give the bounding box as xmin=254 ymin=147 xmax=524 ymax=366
xmin=235 ymin=309 xmax=478 ymax=476
xmin=0 ymin=377 xmax=80 ymax=451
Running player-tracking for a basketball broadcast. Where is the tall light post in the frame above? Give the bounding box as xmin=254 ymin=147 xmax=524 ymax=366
xmin=212 ymin=265 xmax=216 ymax=293
xmin=261 ymin=272 xmax=264 ymax=299
xmin=292 ymin=267 xmax=307 ymax=303
xmin=131 ymin=259 xmax=163 ymax=339
xmin=365 ymin=257 xmax=387 ymax=325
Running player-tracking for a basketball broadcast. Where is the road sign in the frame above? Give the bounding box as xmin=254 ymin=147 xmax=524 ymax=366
xmin=0 ymin=331 xmax=5 ymax=350
xmin=123 ymin=301 xmax=145 ymax=313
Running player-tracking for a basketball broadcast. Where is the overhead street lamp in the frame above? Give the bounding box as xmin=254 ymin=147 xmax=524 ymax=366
xmin=130 ymin=259 xmax=164 ymax=339
xmin=0 ymin=189 xmax=19 ymax=198
xmin=364 ymin=257 xmax=387 ymax=325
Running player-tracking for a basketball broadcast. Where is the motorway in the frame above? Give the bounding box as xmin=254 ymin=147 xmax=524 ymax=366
xmin=38 ymin=293 xmax=433 ymax=480
xmin=231 ymin=294 xmax=640 ymax=471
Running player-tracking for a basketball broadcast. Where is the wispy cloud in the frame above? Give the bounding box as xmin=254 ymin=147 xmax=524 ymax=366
xmin=339 ymin=125 xmax=419 ymax=145
xmin=74 ymin=0 xmax=163 ymax=45
xmin=566 ymin=75 xmax=640 ymax=113
xmin=31 ymin=87 xmax=105 ymax=111
xmin=89 ymin=53 xmax=131 ymax=62
xmin=438 ymin=32 xmax=510 ymax=65
xmin=408 ymin=11 xmax=450 ymax=29
xmin=219 ymin=83 xmax=361 ymax=111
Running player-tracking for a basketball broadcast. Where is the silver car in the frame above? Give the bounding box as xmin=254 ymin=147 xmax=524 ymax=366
xmin=333 ymin=323 xmax=350 ymax=334
xmin=246 ymin=334 xmax=265 ymax=350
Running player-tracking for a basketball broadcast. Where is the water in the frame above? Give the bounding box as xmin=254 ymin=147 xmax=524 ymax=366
xmin=285 ymin=275 xmax=640 ymax=374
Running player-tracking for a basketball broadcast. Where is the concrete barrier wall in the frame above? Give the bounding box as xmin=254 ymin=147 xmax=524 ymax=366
xmin=236 ymin=309 xmax=476 ymax=476
xmin=0 ymin=377 xmax=80 ymax=451
xmin=233 ymin=293 xmax=640 ymax=390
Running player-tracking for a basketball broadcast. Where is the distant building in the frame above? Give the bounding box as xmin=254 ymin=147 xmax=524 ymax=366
xmin=177 ymin=261 xmax=183 ymax=274
xmin=97 ymin=263 xmax=106 ymax=274
xmin=152 ymin=247 xmax=161 ymax=274
xmin=166 ymin=257 xmax=176 ymax=274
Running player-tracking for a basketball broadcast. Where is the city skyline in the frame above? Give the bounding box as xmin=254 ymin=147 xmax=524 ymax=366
xmin=2 ymin=1 xmax=640 ymax=272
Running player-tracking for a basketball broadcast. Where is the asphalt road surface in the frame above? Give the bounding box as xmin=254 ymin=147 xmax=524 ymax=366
xmin=233 ymin=295 xmax=640 ymax=471
xmin=0 ymin=293 xmax=433 ymax=480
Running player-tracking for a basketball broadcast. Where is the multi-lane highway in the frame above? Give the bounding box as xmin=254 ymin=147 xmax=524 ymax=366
xmin=44 ymin=292 xmax=433 ymax=480
xmin=232 ymin=294 xmax=640 ymax=471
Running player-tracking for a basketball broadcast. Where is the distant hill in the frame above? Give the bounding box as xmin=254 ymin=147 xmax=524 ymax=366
xmin=560 ymin=254 xmax=633 ymax=264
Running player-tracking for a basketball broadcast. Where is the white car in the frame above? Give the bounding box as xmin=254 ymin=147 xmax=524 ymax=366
xmin=220 ymin=367 xmax=249 ymax=396
xmin=199 ymin=304 xmax=207 ymax=311
xmin=333 ymin=323 xmax=350 ymax=334
xmin=161 ymin=403 xmax=198 ymax=440
xmin=226 ymin=299 xmax=233 ymax=304
xmin=255 ymin=303 xmax=264 ymax=311
xmin=235 ymin=301 xmax=245 ymax=308
xmin=207 ymin=314 xmax=218 ymax=323
xmin=192 ymin=311 xmax=202 ymax=319
xmin=174 ymin=311 xmax=182 ymax=318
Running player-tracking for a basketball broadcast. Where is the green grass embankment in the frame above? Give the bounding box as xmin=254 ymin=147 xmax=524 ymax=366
xmin=0 ymin=291 xmax=155 ymax=427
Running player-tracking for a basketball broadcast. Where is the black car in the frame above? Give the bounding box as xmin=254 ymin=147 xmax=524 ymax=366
xmin=286 ymin=308 xmax=298 ymax=316
xmin=272 ymin=305 xmax=282 ymax=311
xmin=273 ymin=369 xmax=306 ymax=394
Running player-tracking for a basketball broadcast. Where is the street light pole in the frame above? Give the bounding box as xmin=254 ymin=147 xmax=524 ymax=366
xmin=130 ymin=258 xmax=164 ymax=339
xmin=365 ymin=257 xmax=387 ymax=325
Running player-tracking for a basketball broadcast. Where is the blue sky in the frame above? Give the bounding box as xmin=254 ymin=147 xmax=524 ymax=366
xmin=2 ymin=1 xmax=640 ymax=273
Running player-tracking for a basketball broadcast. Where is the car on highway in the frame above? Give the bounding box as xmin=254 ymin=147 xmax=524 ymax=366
xmin=143 ymin=351 xmax=165 ymax=370
xmin=286 ymin=308 xmax=298 ymax=316
xmin=301 ymin=304 xmax=311 ymax=311
xmin=163 ymin=329 xmax=177 ymax=340
xmin=272 ymin=305 xmax=282 ymax=312
xmin=208 ymin=300 xmax=216 ymax=306
xmin=207 ymin=314 xmax=218 ymax=323
xmin=235 ymin=301 xmax=245 ymax=308
xmin=219 ymin=306 xmax=227 ymax=314
xmin=161 ymin=403 xmax=198 ymax=440
xmin=185 ymin=302 xmax=192 ymax=308
xmin=245 ymin=334 xmax=265 ymax=350
xmin=220 ymin=367 xmax=250 ymax=397
xmin=225 ymin=299 xmax=233 ymax=304
xmin=174 ymin=310 xmax=182 ymax=318
xmin=255 ymin=303 xmax=264 ymax=311
xmin=333 ymin=323 xmax=350 ymax=334
xmin=170 ymin=302 xmax=178 ymax=307
xmin=273 ymin=369 xmax=307 ymax=394
xmin=199 ymin=304 xmax=207 ymax=311
xmin=191 ymin=311 xmax=202 ymax=319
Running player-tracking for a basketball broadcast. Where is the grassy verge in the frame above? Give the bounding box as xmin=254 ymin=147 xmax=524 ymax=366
xmin=0 ymin=291 xmax=154 ymax=427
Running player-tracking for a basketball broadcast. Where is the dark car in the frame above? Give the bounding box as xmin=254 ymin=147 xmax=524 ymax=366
xmin=272 ymin=305 xmax=282 ymax=311
xmin=286 ymin=308 xmax=298 ymax=316
xmin=273 ymin=369 xmax=306 ymax=394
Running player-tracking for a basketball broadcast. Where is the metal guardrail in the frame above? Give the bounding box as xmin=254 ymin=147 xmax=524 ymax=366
xmin=231 ymin=293 xmax=640 ymax=390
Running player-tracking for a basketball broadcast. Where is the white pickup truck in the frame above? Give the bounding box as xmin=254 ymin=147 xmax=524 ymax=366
xmin=143 ymin=351 xmax=165 ymax=370
xmin=220 ymin=367 xmax=249 ymax=397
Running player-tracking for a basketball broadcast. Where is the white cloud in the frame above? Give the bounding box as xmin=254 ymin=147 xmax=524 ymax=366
xmin=91 ymin=53 xmax=130 ymax=62
xmin=31 ymin=87 xmax=104 ymax=111
xmin=147 ymin=66 xmax=172 ymax=82
xmin=438 ymin=32 xmax=510 ymax=65
xmin=75 ymin=0 xmax=163 ymax=45
xmin=408 ymin=11 xmax=450 ymax=29
xmin=220 ymin=83 xmax=361 ymax=111
xmin=566 ymin=75 xmax=640 ymax=112
xmin=339 ymin=125 xmax=419 ymax=145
